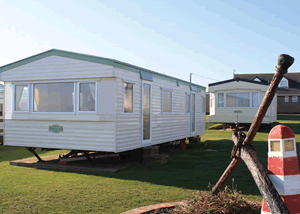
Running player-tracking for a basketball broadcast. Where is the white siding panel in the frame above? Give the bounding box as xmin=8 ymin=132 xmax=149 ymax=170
xmin=115 ymin=69 xmax=142 ymax=152
xmin=4 ymin=82 xmax=13 ymax=119
xmin=151 ymin=78 xmax=205 ymax=144
xmin=4 ymin=120 xmax=116 ymax=152
xmin=196 ymin=93 xmax=206 ymax=136
xmin=115 ymin=69 xmax=206 ymax=152
xmin=98 ymin=78 xmax=117 ymax=115
xmin=1 ymin=56 xmax=114 ymax=81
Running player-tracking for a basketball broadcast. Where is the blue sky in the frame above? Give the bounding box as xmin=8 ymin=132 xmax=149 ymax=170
xmin=1 ymin=0 xmax=300 ymax=89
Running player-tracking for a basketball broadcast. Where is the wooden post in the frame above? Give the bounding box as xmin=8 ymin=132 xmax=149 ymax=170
xmin=240 ymin=145 xmax=290 ymax=213
xmin=211 ymin=54 xmax=294 ymax=213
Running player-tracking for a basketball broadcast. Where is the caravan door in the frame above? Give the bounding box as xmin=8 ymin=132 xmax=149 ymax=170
xmin=142 ymin=81 xmax=152 ymax=144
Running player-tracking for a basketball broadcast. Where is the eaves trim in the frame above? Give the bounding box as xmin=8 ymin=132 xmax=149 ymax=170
xmin=209 ymin=77 xmax=269 ymax=87
xmin=0 ymin=49 xmax=206 ymax=90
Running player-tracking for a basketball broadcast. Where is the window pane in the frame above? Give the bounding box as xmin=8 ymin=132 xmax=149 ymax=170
xmin=270 ymin=141 xmax=281 ymax=152
xmin=79 ymin=83 xmax=96 ymax=111
xmin=191 ymin=94 xmax=195 ymax=132
xmin=279 ymin=78 xmax=288 ymax=88
xmin=285 ymin=96 xmax=289 ymax=102
xmin=162 ymin=90 xmax=172 ymax=112
xmin=284 ymin=140 xmax=294 ymax=151
xmin=218 ymin=93 xmax=224 ymax=107
xmin=252 ymin=92 xmax=259 ymax=107
xmin=34 ymin=83 xmax=74 ymax=112
xmin=292 ymin=96 xmax=297 ymax=103
xmin=186 ymin=94 xmax=190 ymax=113
xmin=226 ymin=93 xmax=250 ymax=107
xmin=143 ymin=84 xmax=151 ymax=140
xmin=124 ymin=83 xmax=133 ymax=113
xmin=0 ymin=104 xmax=3 ymax=116
xmin=15 ymin=85 xmax=28 ymax=111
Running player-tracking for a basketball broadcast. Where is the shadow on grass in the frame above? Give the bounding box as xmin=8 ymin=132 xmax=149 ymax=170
xmin=0 ymin=146 xmax=34 ymax=162
xmin=0 ymin=145 xmax=68 ymax=163
xmin=79 ymin=139 xmax=300 ymax=197
xmin=4 ymin=139 xmax=277 ymax=197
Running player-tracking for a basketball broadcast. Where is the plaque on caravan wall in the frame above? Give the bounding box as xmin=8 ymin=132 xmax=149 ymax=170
xmin=49 ymin=125 xmax=63 ymax=133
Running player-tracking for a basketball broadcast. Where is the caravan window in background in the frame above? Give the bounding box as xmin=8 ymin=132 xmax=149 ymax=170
xmin=14 ymin=85 xmax=29 ymax=111
xmin=252 ymin=92 xmax=259 ymax=107
xmin=285 ymin=96 xmax=289 ymax=102
xmin=279 ymin=77 xmax=289 ymax=88
xmin=33 ymin=83 xmax=74 ymax=112
xmin=226 ymin=93 xmax=250 ymax=107
xmin=218 ymin=93 xmax=224 ymax=107
xmin=124 ymin=83 xmax=133 ymax=113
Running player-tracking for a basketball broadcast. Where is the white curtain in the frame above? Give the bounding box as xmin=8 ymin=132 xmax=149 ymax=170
xmin=15 ymin=86 xmax=24 ymax=110
xmin=89 ymin=83 xmax=96 ymax=100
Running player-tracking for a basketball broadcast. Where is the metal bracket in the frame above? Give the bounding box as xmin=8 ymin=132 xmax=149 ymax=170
xmin=26 ymin=147 xmax=44 ymax=162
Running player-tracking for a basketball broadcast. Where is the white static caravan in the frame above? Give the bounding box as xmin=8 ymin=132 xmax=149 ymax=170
xmin=0 ymin=49 xmax=206 ymax=153
xmin=0 ymin=85 xmax=3 ymax=130
xmin=208 ymin=78 xmax=277 ymax=124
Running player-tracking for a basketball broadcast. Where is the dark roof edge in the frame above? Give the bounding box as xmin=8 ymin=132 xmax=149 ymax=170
xmin=0 ymin=49 xmax=206 ymax=90
xmin=209 ymin=77 xmax=269 ymax=87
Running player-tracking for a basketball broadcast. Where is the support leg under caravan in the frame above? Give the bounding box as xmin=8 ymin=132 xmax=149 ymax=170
xmin=26 ymin=147 xmax=44 ymax=162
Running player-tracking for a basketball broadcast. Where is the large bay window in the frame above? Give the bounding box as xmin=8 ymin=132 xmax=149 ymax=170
xmin=217 ymin=92 xmax=260 ymax=108
xmin=226 ymin=93 xmax=250 ymax=107
xmin=14 ymin=81 xmax=97 ymax=113
xmin=34 ymin=83 xmax=74 ymax=112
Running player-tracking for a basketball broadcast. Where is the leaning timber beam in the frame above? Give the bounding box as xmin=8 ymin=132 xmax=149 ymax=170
xmin=211 ymin=54 xmax=294 ymax=214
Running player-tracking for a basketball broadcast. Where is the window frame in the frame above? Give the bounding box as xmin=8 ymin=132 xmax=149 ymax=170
xmin=217 ymin=93 xmax=225 ymax=107
xmin=124 ymin=82 xmax=134 ymax=114
xmin=13 ymin=84 xmax=30 ymax=113
xmin=216 ymin=91 xmax=261 ymax=108
xmin=31 ymin=82 xmax=76 ymax=114
xmin=191 ymin=92 xmax=196 ymax=134
xmin=292 ymin=96 xmax=298 ymax=103
xmin=12 ymin=80 xmax=102 ymax=115
xmin=226 ymin=92 xmax=250 ymax=108
xmin=279 ymin=77 xmax=289 ymax=88
xmin=252 ymin=92 xmax=259 ymax=107
xmin=284 ymin=139 xmax=295 ymax=152
xmin=202 ymin=95 xmax=206 ymax=114
xmin=77 ymin=81 xmax=98 ymax=113
xmin=285 ymin=96 xmax=289 ymax=103
xmin=253 ymin=77 xmax=261 ymax=82
xmin=161 ymin=88 xmax=173 ymax=113
xmin=186 ymin=93 xmax=191 ymax=114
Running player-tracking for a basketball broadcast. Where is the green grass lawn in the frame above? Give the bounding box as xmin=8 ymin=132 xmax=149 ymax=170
xmin=1 ymin=115 xmax=300 ymax=213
